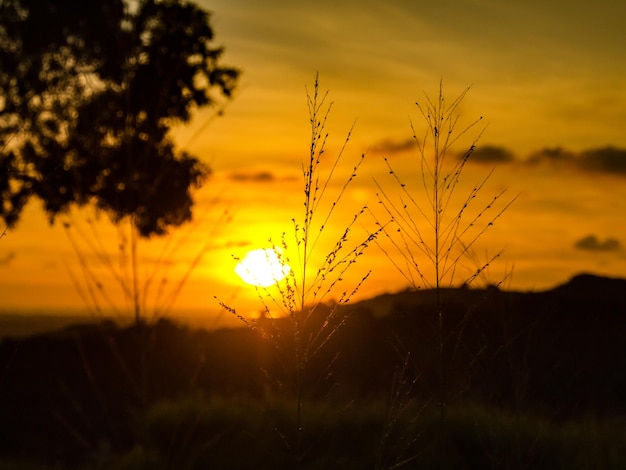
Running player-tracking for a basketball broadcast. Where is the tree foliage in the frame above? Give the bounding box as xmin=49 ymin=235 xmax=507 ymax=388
xmin=0 ymin=0 xmax=239 ymax=236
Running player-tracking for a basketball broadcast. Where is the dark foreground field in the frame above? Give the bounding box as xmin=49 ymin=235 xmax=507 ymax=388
xmin=1 ymin=273 xmax=625 ymax=469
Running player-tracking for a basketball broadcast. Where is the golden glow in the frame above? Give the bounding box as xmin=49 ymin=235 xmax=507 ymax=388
xmin=2 ymin=1 xmax=626 ymax=319
xmin=235 ymin=248 xmax=291 ymax=287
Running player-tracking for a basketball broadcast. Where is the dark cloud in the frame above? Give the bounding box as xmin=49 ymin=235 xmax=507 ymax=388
xmin=574 ymin=235 xmax=621 ymax=252
xmin=373 ymin=138 xmax=518 ymax=163
xmin=228 ymin=170 xmax=298 ymax=183
xmin=579 ymin=147 xmax=626 ymax=175
xmin=464 ymin=145 xmax=516 ymax=164
xmin=370 ymin=138 xmax=416 ymax=155
xmin=0 ymin=251 xmax=16 ymax=266
xmin=229 ymin=171 xmax=276 ymax=182
xmin=371 ymin=139 xmax=626 ymax=177
xmin=526 ymin=147 xmax=576 ymax=165
xmin=526 ymin=146 xmax=626 ymax=176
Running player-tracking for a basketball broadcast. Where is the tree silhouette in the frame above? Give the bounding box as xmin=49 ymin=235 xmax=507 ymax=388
xmin=0 ymin=0 xmax=238 ymax=236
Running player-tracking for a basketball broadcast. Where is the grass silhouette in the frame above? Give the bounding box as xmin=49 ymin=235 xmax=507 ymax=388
xmin=62 ymin=199 xmax=230 ymax=324
xmin=372 ymin=83 xmax=516 ymax=420
xmin=220 ymin=74 xmax=381 ymax=466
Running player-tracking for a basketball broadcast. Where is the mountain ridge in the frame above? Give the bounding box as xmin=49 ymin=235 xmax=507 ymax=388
xmin=0 ymin=271 xmax=624 ymax=463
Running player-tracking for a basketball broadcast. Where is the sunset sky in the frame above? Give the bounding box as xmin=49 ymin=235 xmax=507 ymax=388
xmin=1 ymin=0 xmax=626 ymax=327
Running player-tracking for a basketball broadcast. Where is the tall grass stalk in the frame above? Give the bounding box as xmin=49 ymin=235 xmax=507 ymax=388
xmin=374 ymin=83 xmax=516 ymax=420
xmin=58 ymin=199 xmax=230 ymax=452
xmin=220 ymin=74 xmax=381 ymax=464
xmin=63 ymin=199 xmax=230 ymax=324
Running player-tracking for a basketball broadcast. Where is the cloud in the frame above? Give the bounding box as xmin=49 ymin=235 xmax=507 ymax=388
xmin=373 ymin=139 xmax=518 ymax=164
xmin=370 ymin=138 xmax=416 ymax=155
xmin=526 ymin=147 xmax=576 ymax=165
xmin=228 ymin=171 xmax=276 ymax=182
xmin=228 ymin=170 xmax=299 ymax=184
xmin=371 ymin=140 xmax=626 ymax=177
xmin=526 ymin=146 xmax=626 ymax=176
xmin=464 ymin=145 xmax=516 ymax=164
xmin=574 ymin=235 xmax=621 ymax=252
xmin=579 ymin=147 xmax=626 ymax=175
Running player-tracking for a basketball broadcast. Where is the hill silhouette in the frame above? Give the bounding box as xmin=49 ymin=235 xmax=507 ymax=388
xmin=0 ymin=273 xmax=625 ymax=465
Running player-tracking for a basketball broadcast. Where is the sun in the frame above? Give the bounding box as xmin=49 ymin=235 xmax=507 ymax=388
xmin=235 ymin=248 xmax=291 ymax=287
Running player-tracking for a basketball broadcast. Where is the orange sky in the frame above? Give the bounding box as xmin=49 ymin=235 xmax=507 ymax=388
xmin=1 ymin=0 xmax=626 ymax=327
